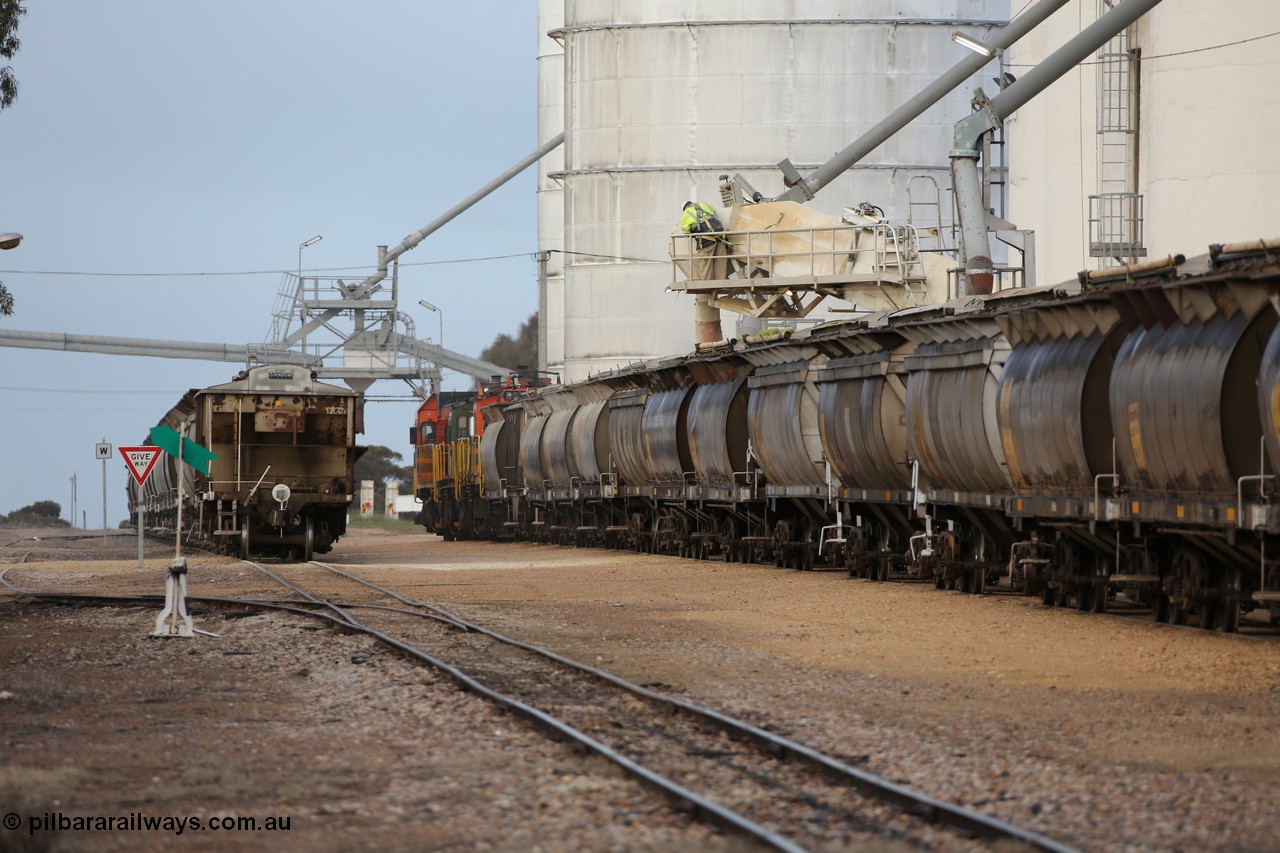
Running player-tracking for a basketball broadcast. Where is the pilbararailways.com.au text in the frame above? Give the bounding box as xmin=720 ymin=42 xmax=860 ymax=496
xmin=5 ymin=811 xmax=291 ymax=836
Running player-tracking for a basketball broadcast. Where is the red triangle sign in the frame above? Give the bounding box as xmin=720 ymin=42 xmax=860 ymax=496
xmin=119 ymin=446 xmax=163 ymax=485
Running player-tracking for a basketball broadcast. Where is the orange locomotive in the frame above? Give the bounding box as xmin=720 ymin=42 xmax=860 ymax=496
xmin=411 ymin=371 xmax=554 ymax=539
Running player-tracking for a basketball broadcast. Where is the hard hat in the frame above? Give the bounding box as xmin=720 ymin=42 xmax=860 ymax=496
xmin=683 ymin=201 xmax=695 ymax=209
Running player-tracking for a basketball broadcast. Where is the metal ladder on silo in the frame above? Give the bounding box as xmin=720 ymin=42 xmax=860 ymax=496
xmin=1089 ymin=0 xmax=1145 ymax=267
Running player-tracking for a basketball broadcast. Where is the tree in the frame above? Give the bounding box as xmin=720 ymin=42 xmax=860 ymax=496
xmin=0 ymin=1 xmax=26 ymax=317
xmin=481 ymin=313 xmax=538 ymax=371
xmin=4 ymin=499 xmax=69 ymax=528
xmin=354 ymin=445 xmax=413 ymax=514
xmin=0 ymin=1 xmax=23 ymax=109
xmin=18 ymin=500 xmax=60 ymax=518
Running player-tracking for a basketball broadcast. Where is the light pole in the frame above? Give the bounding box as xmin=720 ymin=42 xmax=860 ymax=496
xmin=419 ymin=299 xmax=443 ymax=349
xmin=298 ymin=235 xmax=322 ymax=358
xmin=298 ymin=234 xmax=322 ymax=281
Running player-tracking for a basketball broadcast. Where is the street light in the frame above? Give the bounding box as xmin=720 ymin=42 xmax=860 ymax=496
xmin=0 ymin=232 xmax=23 ymax=250
xmin=418 ymin=299 xmax=443 ymax=349
xmin=298 ymin=234 xmax=322 ymax=281
xmin=951 ymin=30 xmax=996 ymax=58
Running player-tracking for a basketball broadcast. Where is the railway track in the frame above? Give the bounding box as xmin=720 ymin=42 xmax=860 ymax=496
xmin=6 ymin=534 xmax=1280 ymax=851
xmin=1 ymin=557 xmax=1075 ymax=850
xmin=230 ymin=558 xmax=1075 ymax=853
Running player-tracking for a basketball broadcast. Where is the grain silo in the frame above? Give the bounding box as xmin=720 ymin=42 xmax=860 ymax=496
xmin=540 ymin=2 xmax=1011 ymax=382
xmin=1005 ymin=0 xmax=1280 ymax=285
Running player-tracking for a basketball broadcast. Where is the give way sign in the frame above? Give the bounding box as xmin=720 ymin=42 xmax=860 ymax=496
xmin=119 ymin=446 xmax=163 ymax=486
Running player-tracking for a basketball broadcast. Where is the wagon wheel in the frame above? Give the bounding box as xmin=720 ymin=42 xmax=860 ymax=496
xmin=1151 ymin=591 xmax=1170 ymax=623
xmin=1214 ymin=569 xmax=1242 ymax=633
xmin=1198 ymin=600 xmax=1218 ymax=631
xmin=1090 ymin=580 xmax=1107 ymax=613
xmin=302 ymin=517 xmax=315 ymax=562
xmin=1217 ymin=597 xmax=1240 ymax=634
xmin=239 ymin=521 xmax=252 ymax=560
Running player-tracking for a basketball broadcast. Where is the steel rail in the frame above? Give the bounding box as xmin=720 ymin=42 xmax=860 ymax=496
xmin=2 ymin=563 xmax=1077 ymax=850
xmin=235 ymin=561 xmax=808 ymax=852
xmin=0 ymin=571 xmax=470 ymax=628
xmin=305 ymin=560 xmax=1076 ymax=852
xmin=1 ymin=571 xmax=803 ymax=849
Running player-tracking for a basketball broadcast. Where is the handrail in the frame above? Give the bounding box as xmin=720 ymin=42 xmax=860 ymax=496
xmin=1237 ymin=475 xmax=1275 ymax=531
xmin=1093 ymin=474 xmax=1119 ymax=521
xmin=732 ymin=468 xmax=759 ymax=497
xmin=671 ymin=221 xmax=926 ymax=287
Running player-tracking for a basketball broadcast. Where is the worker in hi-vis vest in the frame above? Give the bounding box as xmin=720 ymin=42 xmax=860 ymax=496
xmin=680 ymin=200 xmax=725 ymax=250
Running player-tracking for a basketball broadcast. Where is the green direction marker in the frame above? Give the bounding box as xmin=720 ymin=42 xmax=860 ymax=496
xmin=148 ymin=425 xmax=218 ymax=475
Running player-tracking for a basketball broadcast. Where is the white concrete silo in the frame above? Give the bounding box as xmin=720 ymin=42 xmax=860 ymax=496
xmin=1005 ymin=0 xmax=1280 ymax=285
xmin=543 ymin=1 xmax=1010 ymax=382
xmin=537 ymin=0 xmax=566 ymax=375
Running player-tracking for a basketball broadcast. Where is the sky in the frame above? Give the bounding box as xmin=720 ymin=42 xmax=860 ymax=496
xmin=0 ymin=2 xmax=540 ymax=526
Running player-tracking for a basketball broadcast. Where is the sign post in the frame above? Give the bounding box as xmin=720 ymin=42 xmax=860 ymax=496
xmin=144 ymin=426 xmax=218 ymax=638
xmin=119 ymin=446 xmax=162 ymax=569
xmin=95 ymin=440 xmax=111 ymax=541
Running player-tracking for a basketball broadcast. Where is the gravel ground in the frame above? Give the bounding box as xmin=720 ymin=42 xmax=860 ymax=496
xmin=2 ymin=525 xmax=1278 ymax=852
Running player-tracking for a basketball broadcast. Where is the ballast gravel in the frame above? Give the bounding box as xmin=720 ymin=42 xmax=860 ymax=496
xmin=1 ymin=526 xmax=1277 ymax=852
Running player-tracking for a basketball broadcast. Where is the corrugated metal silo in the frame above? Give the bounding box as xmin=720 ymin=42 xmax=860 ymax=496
xmin=544 ymin=1 xmax=1009 ymax=382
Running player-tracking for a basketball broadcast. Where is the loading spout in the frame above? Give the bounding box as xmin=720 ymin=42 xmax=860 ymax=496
xmin=694 ymin=295 xmax=724 ymax=345
xmin=952 ymin=0 xmax=1167 ymax=295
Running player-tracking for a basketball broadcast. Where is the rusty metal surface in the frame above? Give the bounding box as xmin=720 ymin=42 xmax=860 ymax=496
xmin=687 ymin=379 xmax=749 ymax=486
xmin=642 ymin=387 xmax=694 ymax=484
xmin=817 ymin=352 xmax=909 ymax=492
xmin=569 ymin=400 xmax=611 ymax=482
xmin=255 ymin=408 xmax=305 ymax=433
xmin=905 ymin=339 xmax=1009 ymax=494
xmin=998 ymin=332 xmax=1115 ymax=491
xmin=607 ymin=390 xmax=651 ymax=488
xmin=748 ymin=361 xmax=826 ymax=488
xmin=1113 ymin=311 xmax=1274 ymax=494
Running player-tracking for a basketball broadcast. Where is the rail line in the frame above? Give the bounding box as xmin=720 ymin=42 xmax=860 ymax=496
xmin=0 ymin=558 xmax=1080 ymax=850
xmin=252 ymin=558 xmax=1075 ymax=852
xmin=3 ymin=560 xmax=1075 ymax=851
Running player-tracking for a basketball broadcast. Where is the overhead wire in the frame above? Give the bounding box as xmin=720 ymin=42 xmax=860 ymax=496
xmin=1006 ymin=28 xmax=1280 ymax=67
xmin=0 ymin=384 xmax=180 ymax=395
xmin=0 ymin=247 xmax=673 ymax=278
xmin=0 ymin=251 xmax=536 ymax=279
